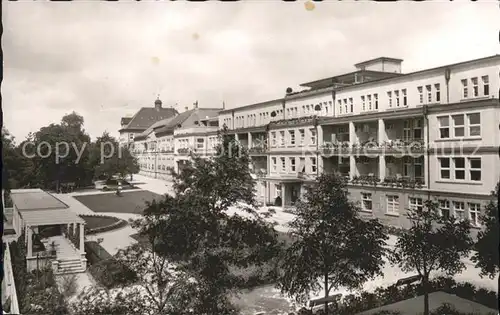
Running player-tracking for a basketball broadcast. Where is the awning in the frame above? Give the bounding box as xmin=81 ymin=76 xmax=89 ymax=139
xmin=20 ymin=209 xmax=84 ymax=227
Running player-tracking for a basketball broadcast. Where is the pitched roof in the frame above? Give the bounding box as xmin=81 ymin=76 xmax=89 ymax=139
xmin=120 ymin=107 xmax=178 ymax=131
xmin=135 ymin=108 xmax=222 ymax=140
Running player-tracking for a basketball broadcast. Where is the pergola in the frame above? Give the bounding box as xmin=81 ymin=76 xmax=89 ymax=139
xmin=10 ymin=189 xmax=86 ymax=258
xmin=21 ymin=209 xmax=85 ymax=257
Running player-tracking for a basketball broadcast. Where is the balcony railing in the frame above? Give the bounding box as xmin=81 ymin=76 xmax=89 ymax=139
xmin=177 ymin=148 xmax=190 ymax=154
xmin=320 ymin=142 xmax=351 ymax=153
xmin=249 ymin=146 xmax=268 ymax=154
xmin=350 ymin=174 xmax=381 ymax=186
xmin=380 ymin=176 xmax=425 ymax=189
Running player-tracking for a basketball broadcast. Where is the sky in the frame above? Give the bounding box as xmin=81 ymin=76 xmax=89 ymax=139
xmin=2 ymin=1 xmax=499 ymax=141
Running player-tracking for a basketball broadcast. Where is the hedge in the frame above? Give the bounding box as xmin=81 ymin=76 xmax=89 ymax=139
xmin=85 ymin=241 xmax=137 ymax=289
xmin=81 ymin=214 xmax=128 ymax=235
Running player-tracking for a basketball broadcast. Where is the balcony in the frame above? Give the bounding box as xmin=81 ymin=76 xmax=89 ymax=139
xmin=249 ymin=145 xmax=268 ymax=155
xmin=320 ymin=142 xmax=351 ymax=154
xmin=177 ymin=148 xmax=190 ymax=155
xmin=350 ymin=174 xmax=381 ymax=186
xmin=380 ymin=175 xmax=425 ymax=189
xmin=381 ymin=139 xmax=425 ymax=155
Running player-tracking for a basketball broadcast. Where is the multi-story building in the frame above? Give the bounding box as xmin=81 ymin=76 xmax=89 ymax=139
xmin=132 ymin=103 xmax=222 ymax=179
xmin=118 ymin=98 xmax=178 ymax=148
xmin=124 ymin=55 xmax=500 ymax=235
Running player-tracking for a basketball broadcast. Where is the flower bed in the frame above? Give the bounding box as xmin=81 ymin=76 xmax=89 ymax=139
xmin=80 ymin=214 xmax=128 ymax=235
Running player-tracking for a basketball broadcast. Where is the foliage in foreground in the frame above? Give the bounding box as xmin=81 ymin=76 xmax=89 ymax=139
xmin=277 ymin=173 xmax=388 ymax=313
xmin=133 ymin=126 xmax=282 ymax=313
xmin=471 ymin=183 xmax=499 ymax=279
xmin=390 ymin=200 xmax=473 ymax=315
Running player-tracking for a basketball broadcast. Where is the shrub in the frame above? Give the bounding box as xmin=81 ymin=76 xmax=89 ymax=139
xmin=81 ymin=214 xmax=128 ymax=235
xmin=84 ymin=241 xmax=113 ymax=264
xmin=430 ymin=303 xmax=497 ymax=315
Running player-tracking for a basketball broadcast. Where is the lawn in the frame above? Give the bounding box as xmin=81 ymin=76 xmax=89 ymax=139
xmin=74 ymin=190 xmax=163 ymax=214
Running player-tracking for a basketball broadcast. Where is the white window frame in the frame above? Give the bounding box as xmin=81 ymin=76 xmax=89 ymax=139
xmin=290 ymin=157 xmax=296 ymax=172
xmin=468 ymin=203 xmax=481 ymax=227
xmin=343 ymin=99 xmax=348 ymax=113
xmin=338 ymin=99 xmax=342 ymax=114
xmin=361 ymin=193 xmax=373 ymax=212
xmin=409 ymin=197 xmax=423 ymax=211
xmin=387 ymin=91 xmax=392 ymax=107
xmin=289 ymin=130 xmax=296 ymax=146
xmin=310 ymin=157 xmax=317 ymax=174
xmin=349 ymin=98 xmax=353 ymax=112
xmin=299 ymin=129 xmax=305 ymax=145
xmin=417 ymin=86 xmax=423 ymax=104
xmin=367 ymin=95 xmax=372 ymax=110
xmin=467 ymin=113 xmax=481 ymax=137
xmin=453 ymin=201 xmax=465 ymax=220
xmin=471 ymin=77 xmax=479 ymax=97
xmin=468 ymin=157 xmax=481 ymax=181
xmin=361 ymin=96 xmax=366 ymax=111
xmin=271 ymin=132 xmax=277 ymax=147
xmin=439 ymin=157 xmax=450 ymax=180
xmin=310 ymin=128 xmax=316 ymax=145
xmin=386 ymin=195 xmax=400 ymax=215
xmin=374 ymin=94 xmax=378 ymax=109
xmin=280 ymin=157 xmax=286 ymax=172
xmin=395 ymin=90 xmax=400 ymax=107
xmin=272 ymin=157 xmax=277 ymax=172
xmin=438 ymin=199 xmax=452 ymax=218
xmin=279 ymin=131 xmax=285 ymax=147
xmin=481 ymin=75 xmax=489 ymax=96
xmin=461 ymin=79 xmax=468 ymax=98
xmin=452 ymin=114 xmax=465 ymax=138
xmin=426 ymin=85 xmax=432 ymax=103
xmin=435 ymin=83 xmax=441 ymax=102
xmin=453 ymin=157 xmax=466 ymax=180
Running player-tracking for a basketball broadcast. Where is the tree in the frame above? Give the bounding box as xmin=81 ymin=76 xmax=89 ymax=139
xmin=390 ymin=200 xmax=474 ymax=315
xmin=2 ymin=127 xmax=33 ymax=189
xmin=25 ymin=112 xmax=92 ymax=190
xmin=89 ymin=132 xmax=139 ymax=181
xmin=471 ymin=183 xmax=499 ymax=279
xmin=136 ymin=126 xmax=282 ymax=313
xmin=277 ymin=173 xmax=388 ymax=313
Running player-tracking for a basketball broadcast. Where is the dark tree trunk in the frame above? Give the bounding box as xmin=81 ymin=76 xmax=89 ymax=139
xmin=324 ymin=272 xmax=329 ymax=314
xmin=423 ymin=275 xmax=430 ymax=315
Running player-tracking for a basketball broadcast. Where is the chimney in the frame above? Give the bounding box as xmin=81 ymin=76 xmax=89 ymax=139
xmin=222 ymin=101 xmax=225 ymax=110
xmin=185 ymin=106 xmax=189 ymax=112
xmin=194 ymin=101 xmax=198 ymax=109
xmin=154 ymin=98 xmax=162 ymax=111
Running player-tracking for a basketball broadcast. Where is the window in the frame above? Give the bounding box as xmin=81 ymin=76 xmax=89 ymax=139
xmin=469 ymin=158 xmax=481 ymax=181
xmin=435 ymin=84 xmax=441 ymax=102
xmin=395 ymin=90 xmax=400 ymax=107
xmin=386 ymin=195 xmax=399 ymax=214
xmin=338 ymin=100 xmax=342 ymax=114
xmin=453 ymin=201 xmax=465 ymax=220
xmin=467 ymin=113 xmax=481 ymax=136
xmin=279 ymin=131 xmax=285 ymax=146
xmin=310 ymin=128 xmax=316 ymax=145
xmin=361 ymin=96 xmax=366 ymax=111
xmin=271 ymin=157 xmax=277 ymax=172
xmin=361 ymin=193 xmax=372 ymax=211
xmin=468 ymin=203 xmax=481 ymax=226
xmin=296 ymin=129 xmax=304 ymax=145
xmin=280 ymin=157 xmax=286 ymax=172
xmin=349 ymin=98 xmax=354 ymax=112
xmin=409 ymin=197 xmax=423 ymax=211
xmin=271 ymin=132 xmax=277 ymax=146
xmin=482 ymin=76 xmax=489 ymax=96
xmin=367 ymin=95 xmax=372 ymax=110
xmin=439 ymin=157 xmax=450 ymax=179
xmin=387 ymin=91 xmax=392 ymax=107
xmin=426 ymin=85 xmax=432 ymax=103
xmin=414 ymin=157 xmax=423 ymax=178
xmin=310 ymin=157 xmax=317 ymax=173
xmin=289 ymin=130 xmax=295 ymax=145
xmin=413 ymin=119 xmax=422 ymax=139
xmin=290 ymin=157 xmax=296 ymax=172
xmin=461 ymin=79 xmax=468 ymax=98
xmin=471 ymin=77 xmax=479 ymax=97
xmin=374 ymin=94 xmax=378 ymax=109
xmin=343 ymin=99 xmax=348 ymax=113
xmin=439 ymin=200 xmax=450 ymax=218
xmin=417 ymin=86 xmax=423 ymax=104
xmin=402 ymin=89 xmax=407 ymax=106
xmin=403 ymin=120 xmax=411 ymax=141
xmin=196 ymin=138 xmax=204 ymax=149
xmin=452 ymin=114 xmax=465 ymax=137
xmin=453 ymin=157 xmax=465 ymax=180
